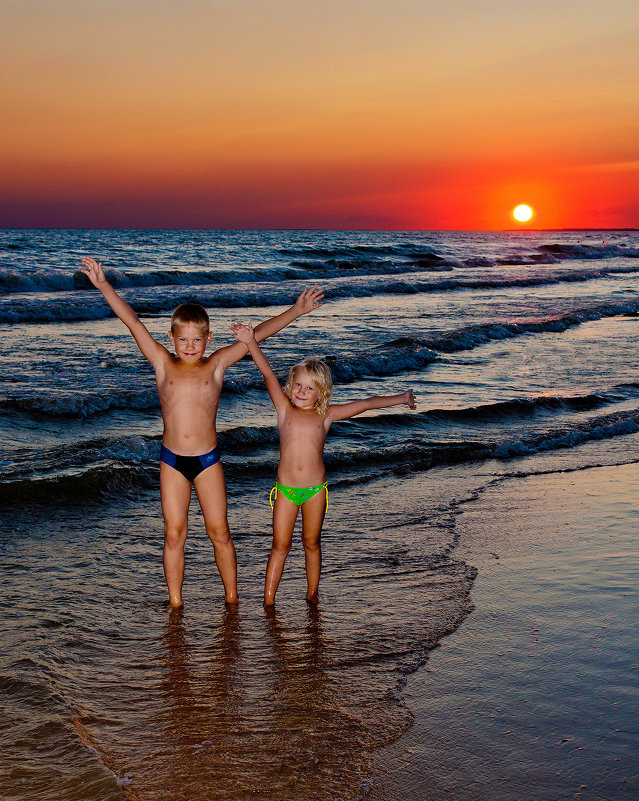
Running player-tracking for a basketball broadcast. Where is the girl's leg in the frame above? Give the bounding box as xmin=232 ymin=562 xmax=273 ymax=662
xmin=194 ymin=462 xmax=238 ymax=603
xmin=160 ymin=462 xmax=193 ymax=607
xmin=300 ymin=488 xmax=326 ymax=603
xmin=264 ymin=494 xmax=299 ymax=606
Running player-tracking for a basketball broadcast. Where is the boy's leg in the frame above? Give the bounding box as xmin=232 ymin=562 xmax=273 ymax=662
xmin=264 ymin=496 xmax=299 ymax=606
xmin=160 ymin=462 xmax=193 ymax=607
xmin=300 ymin=489 xmax=326 ymax=603
xmin=193 ymin=463 xmax=238 ymax=603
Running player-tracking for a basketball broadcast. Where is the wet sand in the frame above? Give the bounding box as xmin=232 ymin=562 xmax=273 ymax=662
xmin=370 ymin=462 xmax=639 ymax=801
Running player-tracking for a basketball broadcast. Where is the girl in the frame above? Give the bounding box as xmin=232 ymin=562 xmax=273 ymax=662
xmin=230 ymin=322 xmax=416 ymax=605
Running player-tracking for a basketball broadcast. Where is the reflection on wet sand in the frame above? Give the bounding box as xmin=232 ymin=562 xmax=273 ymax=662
xmin=146 ymin=605 xmax=246 ymax=801
xmin=256 ymin=604 xmax=377 ymax=800
xmin=116 ymin=604 xmax=384 ymax=801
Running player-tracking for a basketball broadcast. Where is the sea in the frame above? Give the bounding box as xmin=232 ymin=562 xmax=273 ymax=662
xmin=1 ymin=229 xmax=638 ymax=800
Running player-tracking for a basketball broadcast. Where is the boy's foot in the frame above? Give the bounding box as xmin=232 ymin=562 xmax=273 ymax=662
xmin=263 ymin=603 xmax=277 ymax=619
xmin=306 ymin=592 xmax=319 ymax=604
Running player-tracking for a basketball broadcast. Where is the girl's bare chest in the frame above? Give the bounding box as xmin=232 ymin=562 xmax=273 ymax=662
xmin=281 ymin=412 xmax=326 ymax=439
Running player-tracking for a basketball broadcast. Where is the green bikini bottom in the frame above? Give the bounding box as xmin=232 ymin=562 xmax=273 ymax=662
xmin=270 ymin=482 xmax=328 ymax=511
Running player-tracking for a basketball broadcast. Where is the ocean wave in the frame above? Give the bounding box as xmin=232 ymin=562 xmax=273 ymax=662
xmin=0 ymin=285 xmax=296 ymax=323
xmin=0 ymin=266 xmax=302 ymax=296
xmin=0 ymin=464 xmax=157 ymax=504
xmin=423 ymin=385 xmax=639 ymax=421
xmin=491 ymin=406 xmax=639 ymax=458
xmin=327 ymin=405 xmax=639 ymax=478
xmin=3 ymin=237 xmax=638 ymax=300
xmin=538 ymin=243 xmax=639 ymax=260
xmin=421 ymin=301 xmax=639 ymax=354
xmin=1 ymin=435 xmax=161 ymax=478
xmin=340 ymin=384 xmax=639 ymax=428
xmin=0 ymin=255 xmax=453 ymax=297
xmin=0 ymin=426 xmax=279 ymax=488
xmin=4 ymin=406 xmax=639 ymax=506
xmin=5 ymin=262 xmax=639 ymax=324
xmin=290 ymin=253 xmax=454 ymax=274
xmin=278 ymin=243 xmax=446 ymax=260
xmin=325 ymin=339 xmax=438 ymax=382
xmin=0 ymin=375 xmax=272 ymax=419
xmin=5 ymin=305 xmax=639 ymax=425
xmin=0 ymin=389 xmax=160 ymax=418
xmin=326 ymin=303 xmax=639 ymax=383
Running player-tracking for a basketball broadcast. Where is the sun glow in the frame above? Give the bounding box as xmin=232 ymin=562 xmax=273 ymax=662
xmin=513 ymin=204 xmax=534 ymax=222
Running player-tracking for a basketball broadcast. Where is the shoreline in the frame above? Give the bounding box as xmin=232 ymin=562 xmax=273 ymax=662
xmin=369 ymin=461 xmax=639 ymax=801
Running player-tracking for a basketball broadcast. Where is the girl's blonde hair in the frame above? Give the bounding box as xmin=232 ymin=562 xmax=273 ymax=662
xmin=284 ymin=357 xmax=333 ymax=415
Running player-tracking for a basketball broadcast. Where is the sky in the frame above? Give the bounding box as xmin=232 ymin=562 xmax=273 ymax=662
xmin=1 ymin=0 xmax=638 ymax=229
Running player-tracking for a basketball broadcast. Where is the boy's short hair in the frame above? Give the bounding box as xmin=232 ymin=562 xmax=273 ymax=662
xmin=170 ymin=303 xmax=210 ymax=334
xmin=284 ymin=357 xmax=333 ymax=415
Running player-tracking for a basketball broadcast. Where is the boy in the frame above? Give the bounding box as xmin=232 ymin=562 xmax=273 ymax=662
xmin=80 ymin=256 xmax=323 ymax=607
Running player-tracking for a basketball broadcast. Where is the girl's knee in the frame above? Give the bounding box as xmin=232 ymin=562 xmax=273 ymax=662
xmin=302 ymin=534 xmax=321 ymax=552
xmin=271 ymin=539 xmax=292 ymax=558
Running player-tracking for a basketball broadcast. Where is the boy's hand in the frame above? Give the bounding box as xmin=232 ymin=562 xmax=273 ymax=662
xmin=80 ymin=257 xmax=107 ymax=287
xmin=229 ymin=321 xmax=256 ymax=344
xmin=293 ymin=285 xmax=324 ymax=316
xmin=403 ymin=389 xmax=416 ymax=409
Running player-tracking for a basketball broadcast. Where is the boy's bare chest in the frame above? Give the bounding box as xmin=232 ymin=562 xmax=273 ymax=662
xmin=159 ymin=363 xmax=221 ymax=403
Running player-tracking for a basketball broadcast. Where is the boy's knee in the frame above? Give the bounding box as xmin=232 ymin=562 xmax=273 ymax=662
xmin=164 ymin=525 xmax=187 ymax=550
xmin=206 ymin=522 xmax=232 ymax=547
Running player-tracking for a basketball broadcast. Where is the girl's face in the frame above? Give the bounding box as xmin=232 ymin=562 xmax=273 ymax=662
xmin=290 ymin=368 xmax=320 ymax=410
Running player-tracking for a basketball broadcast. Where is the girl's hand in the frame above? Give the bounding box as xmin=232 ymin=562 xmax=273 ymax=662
xmin=404 ymin=389 xmax=416 ymax=409
xmin=293 ymin=285 xmax=324 ymax=316
xmin=229 ymin=321 xmax=255 ymax=343
xmin=80 ymin=256 xmax=107 ymax=287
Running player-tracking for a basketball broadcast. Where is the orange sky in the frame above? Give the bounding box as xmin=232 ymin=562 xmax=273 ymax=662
xmin=1 ymin=0 xmax=638 ymax=229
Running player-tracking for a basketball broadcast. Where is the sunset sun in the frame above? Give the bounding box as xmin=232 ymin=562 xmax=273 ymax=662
xmin=513 ymin=204 xmax=534 ymax=223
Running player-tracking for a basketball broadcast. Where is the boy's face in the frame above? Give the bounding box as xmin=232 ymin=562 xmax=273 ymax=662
xmin=168 ymin=323 xmax=212 ymax=363
xmin=290 ymin=368 xmax=320 ymax=410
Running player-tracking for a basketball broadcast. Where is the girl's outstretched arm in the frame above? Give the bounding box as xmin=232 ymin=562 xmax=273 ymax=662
xmin=328 ymin=389 xmax=415 ymax=422
xmin=229 ymin=322 xmax=289 ymax=412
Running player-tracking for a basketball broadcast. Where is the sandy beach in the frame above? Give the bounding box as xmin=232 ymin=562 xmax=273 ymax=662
xmin=370 ymin=456 xmax=639 ymax=801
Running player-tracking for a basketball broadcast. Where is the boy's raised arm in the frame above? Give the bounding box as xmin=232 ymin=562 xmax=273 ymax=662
xmin=328 ymin=390 xmax=416 ymax=422
xmin=80 ymin=257 xmax=168 ymax=366
xmin=217 ymin=286 xmax=324 ymax=369
xmin=229 ymin=322 xmax=289 ymax=411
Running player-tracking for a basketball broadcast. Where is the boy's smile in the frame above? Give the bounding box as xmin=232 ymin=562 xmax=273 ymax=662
xmin=169 ymin=323 xmax=212 ymax=363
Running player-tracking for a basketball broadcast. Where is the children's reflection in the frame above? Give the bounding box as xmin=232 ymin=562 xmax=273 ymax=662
xmin=147 ymin=605 xmax=368 ymax=801
xmin=264 ymin=604 xmax=333 ymax=704
xmin=261 ymin=604 xmax=368 ymax=795
xmin=156 ymin=605 xmax=244 ymax=798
